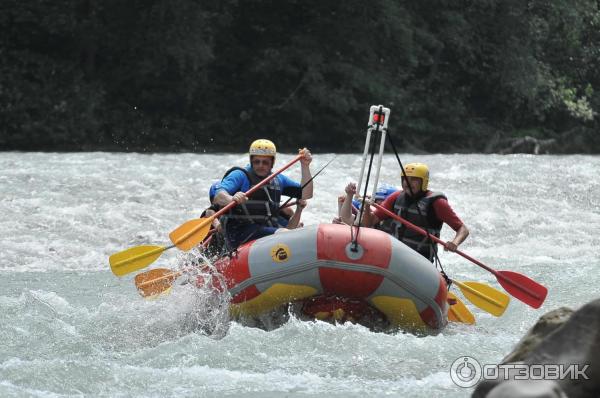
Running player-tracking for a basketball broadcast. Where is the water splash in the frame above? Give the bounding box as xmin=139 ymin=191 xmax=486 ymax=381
xmin=175 ymin=248 xmax=232 ymax=340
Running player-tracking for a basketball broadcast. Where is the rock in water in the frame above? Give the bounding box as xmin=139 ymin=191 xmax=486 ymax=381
xmin=503 ymin=307 xmax=574 ymax=364
xmin=486 ymin=380 xmax=567 ymax=398
xmin=474 ymin=299 xmax=600 ymax=398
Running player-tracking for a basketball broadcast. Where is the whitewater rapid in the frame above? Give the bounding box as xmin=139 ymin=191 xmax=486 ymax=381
xmin=1 ymin=152 xmax=599 ymax=397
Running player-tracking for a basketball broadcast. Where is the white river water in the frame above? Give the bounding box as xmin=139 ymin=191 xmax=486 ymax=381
xmin=1 ymin=152 xmax=599 ymax=397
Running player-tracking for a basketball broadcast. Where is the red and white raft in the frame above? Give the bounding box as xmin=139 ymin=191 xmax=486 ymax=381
xmin=211 ymin=223 xmax=449 ymax=331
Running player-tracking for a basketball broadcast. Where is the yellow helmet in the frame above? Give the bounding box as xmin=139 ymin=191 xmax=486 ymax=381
xmin=249 ymin=139 xmax=276 ymax=158
xmin=402 ymin=162 xmax=429 ymax=191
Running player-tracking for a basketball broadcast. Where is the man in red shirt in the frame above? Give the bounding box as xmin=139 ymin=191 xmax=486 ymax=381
xmin=353 ymin=162 xmax=469 ymax=262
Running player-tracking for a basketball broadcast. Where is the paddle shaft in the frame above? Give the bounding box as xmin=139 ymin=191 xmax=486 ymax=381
xmin=371 ymin=202 xmax=544 ymax=301
xmin=137 ymin=271 xmax=182 ymax=288
xmin=174 ymin=154 xmax=303 ymax=245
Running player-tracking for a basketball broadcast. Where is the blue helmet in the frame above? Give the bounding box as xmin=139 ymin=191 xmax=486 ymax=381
xmin=351 ymin=184 xmax=397 ymax=210
xmin=374 ymin=184 xmax=398 ymax=201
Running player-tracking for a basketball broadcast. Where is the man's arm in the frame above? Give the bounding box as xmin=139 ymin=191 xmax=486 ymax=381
xmin=286 ymin=200 xmax=307 ymax=229
xmin=358 ymin=201 xmax=380 ymax=227
xmin=299 ymin=148 xmax=313 ymax=199
xmin=432 ymin=198 xmax=469 ymax=252
xmin=445 ymin=224 xmax=469 ymax=252
xmin=214 ymin=190 xmax=248 ymax=207
xmin=213 ymin=171 xmax=248 ymax=207
xmin=339 ymin=183 xmax=357 ymax=225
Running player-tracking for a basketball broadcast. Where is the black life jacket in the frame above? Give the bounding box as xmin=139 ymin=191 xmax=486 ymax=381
xmin=375 ymin=217 xmax=394 ymax=234
xmin=390 ymin=191 xmax=447 ymax=262
xmin=220 ymin=166 xmax=282 ymax=227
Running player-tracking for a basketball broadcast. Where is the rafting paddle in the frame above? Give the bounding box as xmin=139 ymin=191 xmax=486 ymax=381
xmin=134 ymin=268 xmax=182 ymax=298
xmin=110 ymin=245 xmax=173 ymax=277
xmin=447 ymin=292 xmax=475 ymax=324
xmin=109 ymin=230 xmax=215 ymax=277
xmin=371 ymin=203 xmax=548 ymax=309
xmin=109 ymin=153 xmax=303 ymax=276
xmin=169 ymin=153 xmax=303 ymax=250
xmin=452 ymin=280 xmax=509 ymax=317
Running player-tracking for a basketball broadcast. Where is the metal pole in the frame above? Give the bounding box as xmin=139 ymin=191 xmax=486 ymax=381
xmin=370 ymin=106 xmax=391 ymax=199
xmin=355 ymin=106 xmax=377 ymax=198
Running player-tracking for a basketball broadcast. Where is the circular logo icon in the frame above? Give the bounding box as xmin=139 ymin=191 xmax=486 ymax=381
xmin=270 ymin=243 xmax=291 ymax=263
xmin=450 ymin=356 xmax=482 ymax=388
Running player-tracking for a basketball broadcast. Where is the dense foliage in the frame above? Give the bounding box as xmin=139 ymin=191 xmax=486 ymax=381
xmin=1 ymin=0 xmax=599 ymax=153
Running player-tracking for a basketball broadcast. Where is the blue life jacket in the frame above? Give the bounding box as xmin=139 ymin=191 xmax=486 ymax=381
xmin=220 ymin=167 xmax=282 ymax=227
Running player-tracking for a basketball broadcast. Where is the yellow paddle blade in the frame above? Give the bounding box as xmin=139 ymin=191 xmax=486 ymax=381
xmin=134 ymin=268 xmax=181 ymax=298
xmin=109 ymin=245 xmax=166 ymax=277
xmin=169 ymin=217 xmax=212 ymax=251
xmin=447 ymin=292 xmax=476 ymax=325
xmin=455 ymin=280 xmax=510 ymax=317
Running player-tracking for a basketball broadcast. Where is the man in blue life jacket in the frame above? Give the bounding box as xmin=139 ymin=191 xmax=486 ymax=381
xmin=213 ymin=139 xmax=313 ymax=249
xmin=208 ymin=181 xmax=307 ymax=229
xmin=216 ymin=179 xmax=307 ymax=229
xmin=203 ymin=180 xmax=307 ymax=254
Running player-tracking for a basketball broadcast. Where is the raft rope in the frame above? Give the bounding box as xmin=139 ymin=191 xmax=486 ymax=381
xmin=386 ymin=131 xmax=452 ymax=288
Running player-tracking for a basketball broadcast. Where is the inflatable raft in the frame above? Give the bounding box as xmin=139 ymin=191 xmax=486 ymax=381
xmin=211 ymin=223 xmax=449 ymax=331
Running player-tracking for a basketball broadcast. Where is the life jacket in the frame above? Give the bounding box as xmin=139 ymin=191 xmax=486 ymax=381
xmin=390 ymin=191 xmax=446 ymax=262
xmin=375 ymin=217 xmax=394 ymax=234
xmin=220 ymin=166 xmax=282 ymax=227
